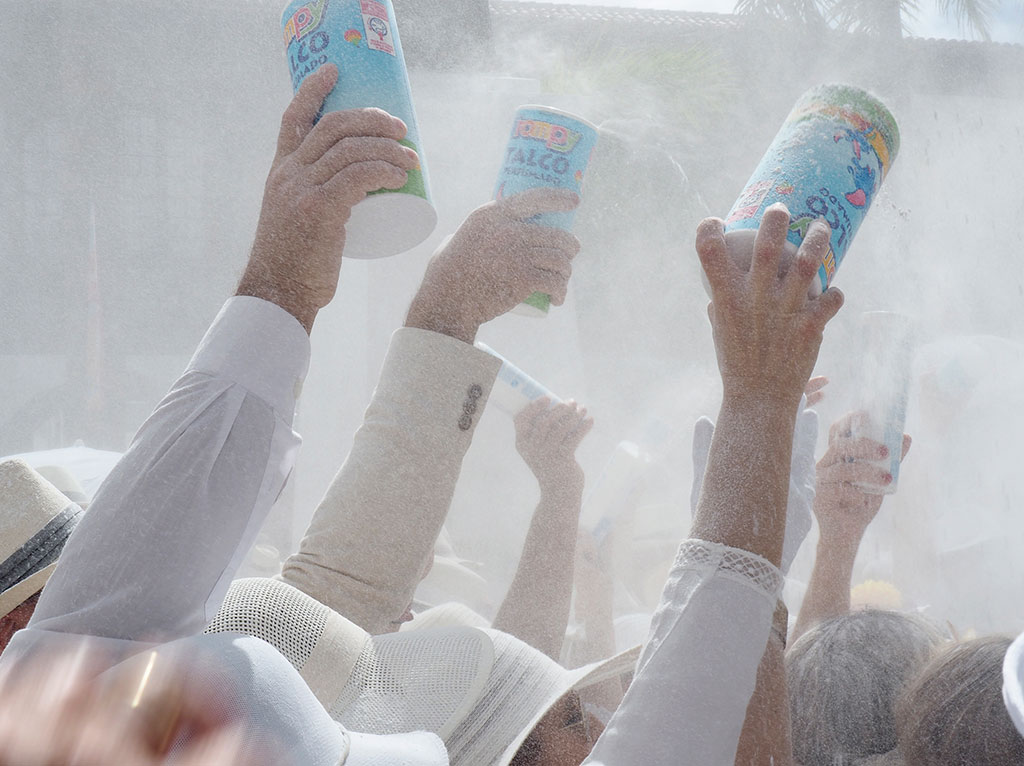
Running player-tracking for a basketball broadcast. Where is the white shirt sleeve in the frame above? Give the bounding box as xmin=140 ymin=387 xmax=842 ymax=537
xmin=27 ymin=296 xmax=311 ymax=643
xmin=584 ymin=538 xmax=784 ymax=766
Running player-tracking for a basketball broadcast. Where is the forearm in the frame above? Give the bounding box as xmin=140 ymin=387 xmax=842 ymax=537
xmin=735 ymin=609 xmax=794 ymax=765
xmin=492 ymin=485 xmax=583 ymax=659
xmin=691 ymin=392 xmax=799 ymax=567
xmin=236 ymin=262 xmax=319 ymax=335
xmin=790 ymin=534 xmax=859 ymax=643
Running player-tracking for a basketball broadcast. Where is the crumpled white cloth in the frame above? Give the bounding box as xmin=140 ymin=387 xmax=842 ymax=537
xmin=689 ymin=395 xmax=818 ymax=575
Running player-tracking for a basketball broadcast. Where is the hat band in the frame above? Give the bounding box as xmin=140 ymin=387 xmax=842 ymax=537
xmin=0 ymin=504 xmax=82 ymax=594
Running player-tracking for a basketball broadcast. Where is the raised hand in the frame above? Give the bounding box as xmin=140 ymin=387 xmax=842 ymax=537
xmin=405 ymin=188 xmax=581 ymax=343
xmin=239 ymin=63 xmax=420 ymax=332
xmin=814 ymin=410 xmax=912 ymax=542
xmin=514 ymin=398 xmax=593 ymax=494
xmin=0 ymin=645 xmax=263 ymax=766
xmin=698 ymin=203 xmax=844 ymax=409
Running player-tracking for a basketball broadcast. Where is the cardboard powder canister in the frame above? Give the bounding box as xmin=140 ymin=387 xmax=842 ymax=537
xmin=281 ymin=0 xmax=436 ymax=258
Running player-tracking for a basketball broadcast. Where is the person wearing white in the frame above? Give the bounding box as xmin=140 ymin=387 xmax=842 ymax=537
xmin=0 ymin=63 xmax=446 ymax=765
xmin=584 ymin=206 xmax=844 ymax=765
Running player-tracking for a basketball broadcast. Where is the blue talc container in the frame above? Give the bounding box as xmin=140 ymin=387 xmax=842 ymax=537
xmin=281 ymin=0 xmax=436 ymax=258
xmin=724 ymin=84 xmax=900 ymax=294
xmin=493 ymin=106 xmax=598 ymax=315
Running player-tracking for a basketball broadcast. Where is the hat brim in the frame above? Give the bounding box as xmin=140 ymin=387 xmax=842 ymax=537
xmin=497 ymin=643 xmax=642 ymax=765
xmin=0 ymin=562 xmax=55 ymax=619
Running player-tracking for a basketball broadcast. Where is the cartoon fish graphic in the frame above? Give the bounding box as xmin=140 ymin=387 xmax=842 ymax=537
xmin=835 ymin=128 xmax=875 ymax=208
xmin=845 ymin=156 xmax=875 ymax=208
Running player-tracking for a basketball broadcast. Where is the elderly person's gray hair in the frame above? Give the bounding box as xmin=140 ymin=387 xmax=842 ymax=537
xmin=786 ymin=609 xmax=944 ymax=766
xmin=896 ymin=636 xmax=1024 ymax=765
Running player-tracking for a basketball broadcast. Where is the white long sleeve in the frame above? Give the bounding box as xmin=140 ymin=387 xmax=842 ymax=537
xmin=281 ymin=327 xmax=500 ymax=635
xmin=1 ymin=297 xmax=450 ymax=766
xmin=584 ymin=539 xmax=784 ymax=766
xmin=20 ymin=296 xmax=309 ymax=645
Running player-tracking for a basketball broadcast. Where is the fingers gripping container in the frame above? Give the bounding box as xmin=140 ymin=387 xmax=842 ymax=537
xmin=474 ymin=342 xmax=560 ymax=416
xmin=494 ymin=106 xmax=598 ymax=315
xmin=281 ymin=0 xmax=436 ymax=258
xmin=723 ymin=84 xmax=900 ymax=294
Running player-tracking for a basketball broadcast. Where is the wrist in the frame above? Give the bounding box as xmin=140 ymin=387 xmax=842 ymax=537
xmin=236 ymin=270 xmax=318 ymax=335
xmin=816 ymin=527 xmax=865 ymax=556
xmin=404 ymin=296 xmax=479 ymax=345
xmin=537 ymin=469 xmax=585 ymax=498
xmin=721 ymin=383 xmax=804 ymax=416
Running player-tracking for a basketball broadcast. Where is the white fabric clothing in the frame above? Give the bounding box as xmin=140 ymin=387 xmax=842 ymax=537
xmin=281 ymin=327 xmax=500 ymax=635
xmin=584 ymin=538 xmax=784 ymax=766
xmin=1003 ymin=630 xmax=1024 ymax=736
xmin=2 ymin=297 xmax=446 ymax=766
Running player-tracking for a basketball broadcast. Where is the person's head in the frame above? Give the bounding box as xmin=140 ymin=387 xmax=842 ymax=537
xmin=508 ymin=689 xmax=604 ymax=766
xmin=210 ymin=577 xmax=637 ymax=766
xmin=0 ymin=459 xmax=85 ymax=652
xmin=786 ymin=609 xmax=945 ymax=765
xmin=896 ymin=636 xmax=1024 ymax=765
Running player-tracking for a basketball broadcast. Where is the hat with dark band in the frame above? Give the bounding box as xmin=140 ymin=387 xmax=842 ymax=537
xmin=0 ymin=459 xmax=84 ymax=618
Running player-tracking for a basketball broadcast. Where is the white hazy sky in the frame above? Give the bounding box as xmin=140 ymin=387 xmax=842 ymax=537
xmin=506 ymin=0 xmax=1024 ymax=43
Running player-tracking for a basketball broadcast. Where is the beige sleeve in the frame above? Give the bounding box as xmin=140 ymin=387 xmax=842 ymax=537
xmin=280 ymin=327 xmax=500 ymax=635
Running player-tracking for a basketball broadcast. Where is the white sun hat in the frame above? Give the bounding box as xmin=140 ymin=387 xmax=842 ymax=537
xmin=0 ymin=459 xmax=85 ymax=618
xmin=209 ymin=578 xmax=640 ymax=765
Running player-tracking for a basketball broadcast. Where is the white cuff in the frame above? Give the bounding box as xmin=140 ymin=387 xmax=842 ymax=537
xmin=187 ymin=296 xmax=311 ymax=417
xmin=380 ymin=328 xmax=501 ymax=436
xmin=673 ymin=538 xmax=785 ymax=604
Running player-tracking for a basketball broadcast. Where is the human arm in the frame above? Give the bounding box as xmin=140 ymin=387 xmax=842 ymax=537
xmin=280 ymin=189 xmax=580 ymax=634
xmin=491 ymin=399 xmax=593 ymax=659
xmin=21 ymin=66 xmax=412 ymax=646
xmin=566 ymin=531 xmax=617 ymax=668
xmin=0 ymin=642 xmax=259 ymax=766
xmin=585 ymin=205 xmax=843 ymax=765
xmin=236 ymin=64 xmax=418 ymax=333
xmin=790 ymin=412 xmax=912 ymax=643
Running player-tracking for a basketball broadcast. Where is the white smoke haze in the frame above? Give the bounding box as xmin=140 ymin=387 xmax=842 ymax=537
xmin=2 ymin=0 xmax=1024 ymax=640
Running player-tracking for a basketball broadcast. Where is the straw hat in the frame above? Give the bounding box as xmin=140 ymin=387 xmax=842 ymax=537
xmin=209 ymin=578 xmax=640 ymax=765
xmin=0 ymin=459 xmax=84 ymax=618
